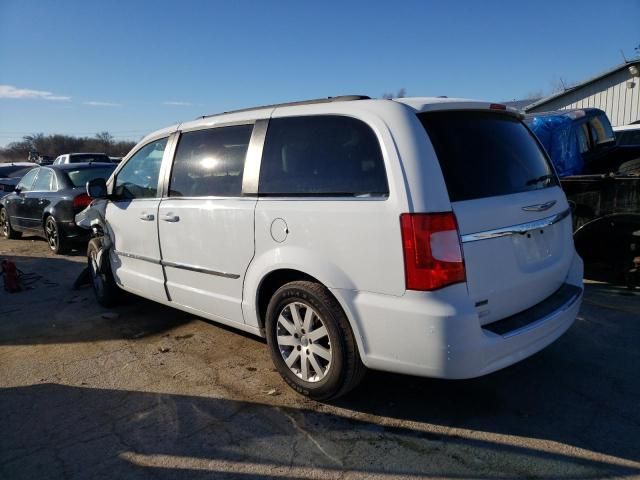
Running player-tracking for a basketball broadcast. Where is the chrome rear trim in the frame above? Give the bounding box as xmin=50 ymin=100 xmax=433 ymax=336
xmin=460 ymin=208 xmax=571 ymax=243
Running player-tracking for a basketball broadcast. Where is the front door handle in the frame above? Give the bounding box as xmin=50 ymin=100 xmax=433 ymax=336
xmin=162 ymin=215 xmax=180 ymax=223
xmin=139 ymin=213 xmax=155 ymax=221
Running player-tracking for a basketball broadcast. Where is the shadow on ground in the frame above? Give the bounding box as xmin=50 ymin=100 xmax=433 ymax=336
xmin=1 ymin=252 xmax=639 ymax=478
xmin=0 ymin=254 xmax=192 ymax=345
xmin=1 ymin=382 xmax=638 ymax=480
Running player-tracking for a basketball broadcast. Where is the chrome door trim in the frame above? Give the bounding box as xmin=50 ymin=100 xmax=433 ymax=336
xmin=161 ymin=260 xmax=240 ymax=279
xmin=460 ymin=208 xmax=571 ymax=243
xmin=242 ymin=119 xmax=269 ymax=195
xmin=158 ymin=132 xmax=180 ymax=199
xmin=113 ymin=250 xmax=161 ymax=264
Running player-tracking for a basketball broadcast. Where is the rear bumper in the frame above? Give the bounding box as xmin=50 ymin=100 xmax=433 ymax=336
xmin=332 ymin=253 xmax=584 ymax=379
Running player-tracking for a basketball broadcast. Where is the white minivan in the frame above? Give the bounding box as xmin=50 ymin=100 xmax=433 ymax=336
xmin=81 ymin=95 xmax=584 ymax=399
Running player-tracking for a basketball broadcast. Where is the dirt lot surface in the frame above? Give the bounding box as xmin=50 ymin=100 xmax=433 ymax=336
xmin=1 ymin=235 xmax=639 ymax=479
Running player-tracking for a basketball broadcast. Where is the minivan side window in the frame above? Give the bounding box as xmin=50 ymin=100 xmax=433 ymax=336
xmin=259 ymin=116 xmax=389 ymax=196
xmin=114 ymin=138 xmax=168 ymax=200
xmin=16 ymin=168 xmax=40 ymax=192
xmin=169 ymin=124 xmax=253 ymax=197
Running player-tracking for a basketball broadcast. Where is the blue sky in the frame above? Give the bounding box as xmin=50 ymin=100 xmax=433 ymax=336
xmin=1 ymin=0 xmax=638 ymax=147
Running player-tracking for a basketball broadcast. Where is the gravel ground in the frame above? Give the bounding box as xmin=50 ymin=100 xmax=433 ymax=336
xmin=1 ymin=235 xmax=639 ymax=479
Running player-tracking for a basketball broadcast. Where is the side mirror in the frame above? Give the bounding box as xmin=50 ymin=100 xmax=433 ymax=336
xmin=86 ymin=178 xmax=108 ymax=199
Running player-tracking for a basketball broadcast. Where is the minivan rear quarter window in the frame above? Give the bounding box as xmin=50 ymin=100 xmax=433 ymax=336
xmin=259 ymin=115 xmax=388 ymax=196
xmin=418 ymin=111 xmax=558 ymax=202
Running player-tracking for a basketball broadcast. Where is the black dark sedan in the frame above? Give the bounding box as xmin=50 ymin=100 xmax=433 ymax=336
xmin=0 ymin=162 xmax=38 ymax=198
xmin=0 ymin=163 xmax=116 ymax=254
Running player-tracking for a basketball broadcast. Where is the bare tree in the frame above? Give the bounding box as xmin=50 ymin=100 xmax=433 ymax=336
xmin=0 ymin=133 xmax=135 ymax=162
xmin=95 ymin=131 xmax=114 ymax=152
xmin=382 ymin=88 xmax=407 ymax=99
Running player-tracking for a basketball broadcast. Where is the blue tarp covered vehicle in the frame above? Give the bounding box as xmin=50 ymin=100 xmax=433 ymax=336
xmin=525 ymin=108 xmax=640 ymax=176
xmin=526 ymin=109 xmax=640 ymax=287
xmin=526 ymin=112 xmax=584 ymax=176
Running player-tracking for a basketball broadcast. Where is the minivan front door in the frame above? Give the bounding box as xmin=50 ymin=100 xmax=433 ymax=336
xmin=157 ymin=123 xmax=258 ymax=325
xmin=106 ymin=137 xmax=170 ymax=303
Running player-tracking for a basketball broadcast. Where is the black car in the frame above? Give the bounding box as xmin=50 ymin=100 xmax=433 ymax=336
xmin=0 ymin=163 xmax=116 ymax=254
xmin=0 ymin=162 xmax=38 ymax=198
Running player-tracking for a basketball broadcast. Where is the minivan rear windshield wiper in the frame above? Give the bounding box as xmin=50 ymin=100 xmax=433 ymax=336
xmin=525 ymin=174 xmax=555 ymax=186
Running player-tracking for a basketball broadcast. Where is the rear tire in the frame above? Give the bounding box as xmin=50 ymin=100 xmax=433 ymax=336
xmin=265 ymin=280 xmax=366 ymax=400
xmin=0 ymin=207 xmax=22 ymax=240
xmin=44 ymin=216 xmax=69 ymax=255
xmin=87 ymin=237 xmax=119 ymax=307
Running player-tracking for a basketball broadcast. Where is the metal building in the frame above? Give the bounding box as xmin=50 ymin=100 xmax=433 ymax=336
xmin=524 ymin=60 xmax=640 ymax=126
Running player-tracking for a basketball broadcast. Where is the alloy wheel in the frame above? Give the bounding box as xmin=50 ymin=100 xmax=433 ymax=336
xmin=276 ymin=301 xmax=332 ymax=382
xmin=0 ymin=209 xmax=7 ymax=237
xmin=45 ymin=218 xmax=58 ymax=251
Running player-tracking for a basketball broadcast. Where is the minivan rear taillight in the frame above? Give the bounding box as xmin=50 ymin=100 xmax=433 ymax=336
xmin=400 ymin=212 xmax=465 ymax=291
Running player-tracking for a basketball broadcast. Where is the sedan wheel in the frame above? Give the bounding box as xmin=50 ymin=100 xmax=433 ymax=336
xmin=0 ymin=209 xmax=8 ymax=237
xmin=0 ymin=208 xmax=21 ymax=239
xmin=44 ymin=217 xmax=68 ymax=254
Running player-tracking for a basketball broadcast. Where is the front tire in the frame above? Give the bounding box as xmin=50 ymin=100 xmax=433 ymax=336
xmin=87 ymin=237 xmax=119 ymax=307
xmin=44 ymin=216 xmax=69 ymax=254
xmin=0 ymin=207 xmax=22 ymax=240
xmin=265 ymin=280 xmax=366 ymax=400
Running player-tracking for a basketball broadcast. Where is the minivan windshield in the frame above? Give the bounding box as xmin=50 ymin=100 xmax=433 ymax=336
xmin=418 ymin=111 xmax=558 ymax=202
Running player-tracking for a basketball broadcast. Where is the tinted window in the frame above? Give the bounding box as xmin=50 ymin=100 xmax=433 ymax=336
xmin=69 ymin=154 xmax=111 ymax=163
xmin=67 ymin=167 xmax=116 ymax=188
xmin=32 ymin=169 xmax=55 ymax=191
xmin=576 ymin=123 xmax=590 ymax=154
xmin=115 ymin=138 xmax=167 ymax=199
xmin=170 ymin=125 xmax=253 ymax=197
xmin=616 ymin=129 xmax=640 ymax=146
xmin=259 ymin=116 xmax=388 ymax=196
xmin=16 ymin=168 xmax=39 ymax=192
xmin=589 ymin=115 xmax=615 ymax=146
xmin=418 ymin=111 xmax=558 ymax=202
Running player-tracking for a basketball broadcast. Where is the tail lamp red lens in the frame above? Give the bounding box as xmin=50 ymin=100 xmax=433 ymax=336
xmin=73 ymin=193 xmax=92 ymax=209
xmin=400 ymin=212 xmax=466 ymax=291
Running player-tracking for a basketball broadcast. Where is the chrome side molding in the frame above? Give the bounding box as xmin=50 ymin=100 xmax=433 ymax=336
xmin=460 ymin=208 xmax=571 ymax=243
xmin=161 ymin=260 xmax=240 ymax=279
xmin=113 ymin=250 xmax=240 ymax=279
xmin=113 ymin=250 xmax=161 ymax=264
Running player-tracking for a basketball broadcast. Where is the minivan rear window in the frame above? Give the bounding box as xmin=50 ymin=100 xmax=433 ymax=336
xmin=418 ymin=111 xmax=558 ymax=202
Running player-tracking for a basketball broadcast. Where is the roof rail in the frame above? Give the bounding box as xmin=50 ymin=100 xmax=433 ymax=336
xmin=198 ymin=95 xmax=371 ymax=119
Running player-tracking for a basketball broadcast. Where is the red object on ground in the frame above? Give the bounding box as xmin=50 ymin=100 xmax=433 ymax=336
xmin=1 ymin=259 xmax=21 ymax=293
